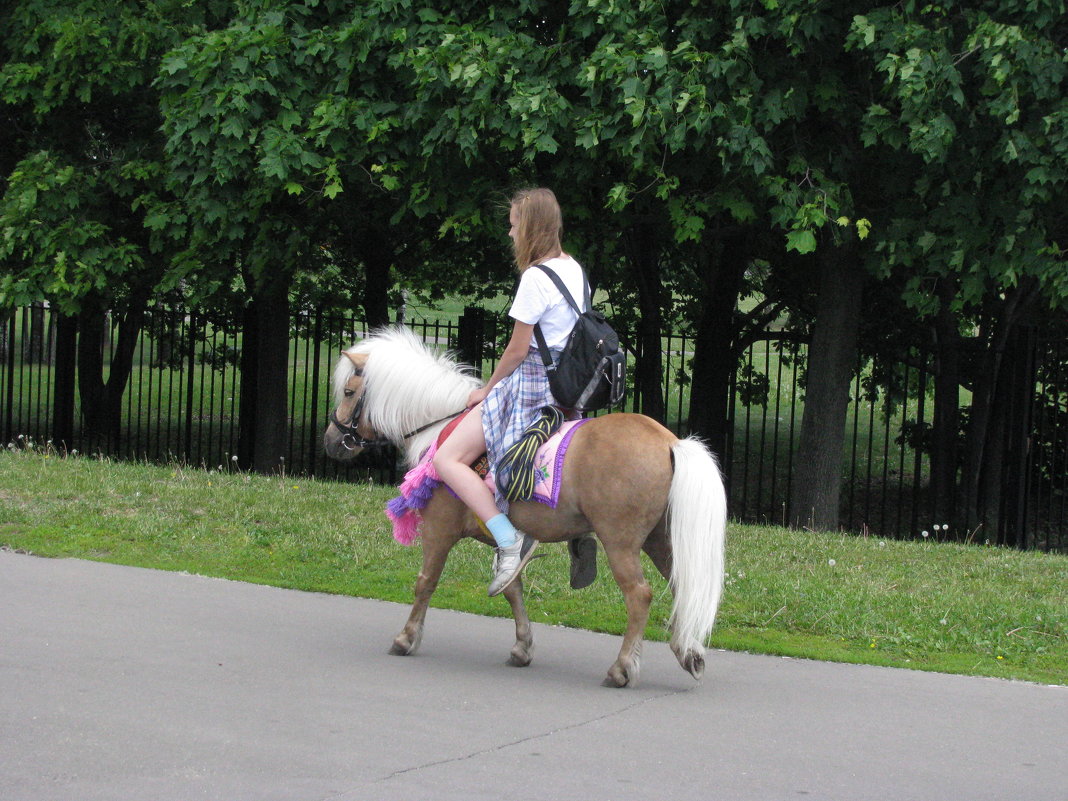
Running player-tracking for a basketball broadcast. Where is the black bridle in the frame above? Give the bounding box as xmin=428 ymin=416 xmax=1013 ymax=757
xmin=330 ymin=366 xmax=465 ymax=451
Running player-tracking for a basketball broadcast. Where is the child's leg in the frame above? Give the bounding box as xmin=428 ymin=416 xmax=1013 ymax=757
xmin=433 ymin=406 xmax=507 ymax=527
xmin=432 ymin=404 xmax=535 ymax=595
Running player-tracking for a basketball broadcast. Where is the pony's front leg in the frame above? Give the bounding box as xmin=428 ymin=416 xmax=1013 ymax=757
xmin=500 ymin=577 xmax=534 ymax=667
xmin=389 ymin=533 xmax=457 ymax=656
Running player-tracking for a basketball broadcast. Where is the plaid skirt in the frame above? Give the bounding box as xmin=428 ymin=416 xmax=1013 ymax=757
xmin=482 ymin=348 xmax=559 ymax=508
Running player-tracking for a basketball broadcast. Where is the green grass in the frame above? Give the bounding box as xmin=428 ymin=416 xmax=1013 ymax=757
xmin=2 ymin=448 xmax=1065 ymax=686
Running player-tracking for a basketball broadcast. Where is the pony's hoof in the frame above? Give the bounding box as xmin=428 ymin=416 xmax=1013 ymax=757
xmin=389 ymin=629 xmax=422 ymax=656
xmin=507 ymin=648 xmax=533 ymax=668
xmin=682 ymin=650 xmax=705 ymax=680
xmin=602 ymin=664 xmax=634 ymax=688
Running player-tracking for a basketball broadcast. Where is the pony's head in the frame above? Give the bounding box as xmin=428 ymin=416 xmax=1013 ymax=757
xmin=322 ymin=325 xmax=479 ymax=465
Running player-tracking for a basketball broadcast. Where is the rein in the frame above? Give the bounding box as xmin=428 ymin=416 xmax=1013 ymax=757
xmin=331 ymin=365 xmax=465 ymax=451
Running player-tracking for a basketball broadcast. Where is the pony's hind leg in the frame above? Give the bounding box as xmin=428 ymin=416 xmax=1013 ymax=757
xmin=642 ymin=519 xmax=705 ymax=680
xmin=501 ymin=577 xmax=534 ymax=667
xmin=389 ymin=530 xmax=459 ymax=656
xmin=600 ymin=544 xmax=653 ymax=688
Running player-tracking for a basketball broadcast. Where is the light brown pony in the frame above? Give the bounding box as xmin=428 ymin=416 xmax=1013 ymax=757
xmin=323 ymin=326 xmax=726 ymax=687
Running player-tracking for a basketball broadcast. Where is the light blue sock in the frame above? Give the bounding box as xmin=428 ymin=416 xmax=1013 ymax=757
xmin=485 ymin=514 xmax=518 ymax=548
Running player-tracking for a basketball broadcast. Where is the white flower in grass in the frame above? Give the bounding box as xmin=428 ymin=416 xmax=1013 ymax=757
xmin=828 ymin=559 xmax=836 ymax=567
xmin=921 ymin=530 xmax=929 ymax=538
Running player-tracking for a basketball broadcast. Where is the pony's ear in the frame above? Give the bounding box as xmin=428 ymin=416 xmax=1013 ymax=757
xmin=343 ymin=351 xmax=368 ymax=371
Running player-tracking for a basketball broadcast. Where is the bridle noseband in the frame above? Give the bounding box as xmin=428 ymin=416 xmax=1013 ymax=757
xmin=330 ymin=379 xmax=380 ymax=451
xmin=330 ymin=365 xmax=464 ymax=451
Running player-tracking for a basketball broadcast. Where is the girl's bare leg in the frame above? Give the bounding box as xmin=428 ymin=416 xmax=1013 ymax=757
xmin=432 ymin=404 xmax=499 ymax=522
xmin=432 ymin=403 xmax=539 ymax=596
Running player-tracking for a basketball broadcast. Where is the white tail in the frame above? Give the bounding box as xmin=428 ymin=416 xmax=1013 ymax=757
xmin=667 ymin=437 xmax=727 ymax=660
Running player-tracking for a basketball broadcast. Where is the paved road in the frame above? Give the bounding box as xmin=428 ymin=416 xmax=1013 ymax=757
xmin=2 ymin=549 xmax=1065 ymax=801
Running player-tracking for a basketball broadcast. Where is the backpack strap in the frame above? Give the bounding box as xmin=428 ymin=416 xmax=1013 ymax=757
xmin=532 ymin=263 xmax=590 ymax=314
xmin=531 ymin=263 xmax=590 ymax=374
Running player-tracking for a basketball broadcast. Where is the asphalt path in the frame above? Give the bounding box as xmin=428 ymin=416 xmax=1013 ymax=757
xmin=2 ymin=549 xmax=1065 ymax=801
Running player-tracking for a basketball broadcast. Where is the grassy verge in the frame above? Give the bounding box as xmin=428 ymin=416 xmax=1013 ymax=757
xmin=2 ymin=449 xmax=1065 ymax=686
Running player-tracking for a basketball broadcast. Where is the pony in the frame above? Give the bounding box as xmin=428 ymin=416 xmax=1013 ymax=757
xmin=323 ymin=326 xmax=726 ymax=687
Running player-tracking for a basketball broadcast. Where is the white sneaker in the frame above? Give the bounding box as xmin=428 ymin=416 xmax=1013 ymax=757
xmin=487 ymin=532 xmax=540 ymax=596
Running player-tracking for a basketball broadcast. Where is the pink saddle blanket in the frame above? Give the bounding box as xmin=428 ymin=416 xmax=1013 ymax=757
xmin=386 ymin=418 xmax=591 ymax=545
xmin=500 ymin=418 xmax=590 ymax=507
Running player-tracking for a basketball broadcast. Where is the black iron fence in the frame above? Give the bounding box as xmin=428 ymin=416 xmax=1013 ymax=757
xmin=2 ymin=303 xmax=1065 ymax=551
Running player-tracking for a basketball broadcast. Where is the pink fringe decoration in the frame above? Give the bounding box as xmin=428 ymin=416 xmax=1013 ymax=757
xmin=385 ymin=441 xmax=443 ymax=545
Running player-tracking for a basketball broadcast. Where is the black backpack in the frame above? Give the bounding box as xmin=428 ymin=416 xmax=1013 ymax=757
xmin=532 ymin=264 xmax=627 ymax=412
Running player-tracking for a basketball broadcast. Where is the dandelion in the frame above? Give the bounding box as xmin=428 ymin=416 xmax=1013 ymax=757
xmin=878 ymin=541 xmax=886 ymax=548
xmin=940 ymin=618 xmax=947 ymax=625
xmin=828 ymin=559 xmax=836 ymax=567
xmin=933 ymin=524 xmax=941 ymax=532
xmin=921 ymin=530 xmax=929 ymax=538
xmin=231 ymin=455 xmax=238 ymax=463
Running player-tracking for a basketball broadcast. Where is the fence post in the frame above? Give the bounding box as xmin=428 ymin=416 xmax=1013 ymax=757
xmin=457 ymin=306 xmax=485 ymax=375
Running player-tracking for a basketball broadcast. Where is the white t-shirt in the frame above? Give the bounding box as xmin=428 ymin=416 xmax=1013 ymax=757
xmin=509 ymin=255 xmax=587 ymax=349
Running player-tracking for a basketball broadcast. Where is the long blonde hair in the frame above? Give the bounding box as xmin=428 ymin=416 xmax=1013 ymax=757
xmin=511 ymin=187 xmax=563 ymax=272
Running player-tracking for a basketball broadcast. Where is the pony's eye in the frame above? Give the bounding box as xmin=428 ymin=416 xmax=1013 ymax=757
xmin=344 ymin=389 xmax=355 ymax=398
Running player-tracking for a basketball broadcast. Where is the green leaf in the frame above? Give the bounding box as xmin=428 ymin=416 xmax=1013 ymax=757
xmin=786 ymin=230 xmax=818 ymax=254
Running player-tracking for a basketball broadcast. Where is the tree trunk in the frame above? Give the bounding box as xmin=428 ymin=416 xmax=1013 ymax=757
xmin=0 ymin=307 xmax=10 ymax=364
xmin=688 ymin=236 xmax=747 ymax=459
xmin=237 ymin=301 xmax=258 ymax=470
xmin=76 ymin=301 xmax=147 ymax=439
xmin=361 ymin=228 xmax=393 ymax=329
xmin=26 ymin=303 xmax=46 ymax=363
xmin=628 ymin=222 xmax=665 ymax=422
xmin=959 ymin=280 xmax=1039 ymax=538
xmin=51 ymin=313 xmax=78 ymax=453
xmin=930 ymin=282 xmax=962 ymax=530
xmin=237 ymin=274 xmax=291 ymax=475
xmin=790 ymin=247 xmax=865 ymax=531
xmin=996 ymin=324 xmax=1038 ymax=548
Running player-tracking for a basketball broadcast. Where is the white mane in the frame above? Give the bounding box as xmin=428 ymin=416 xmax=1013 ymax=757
xmin=331 ymin=325 xmax=480 ymax=466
